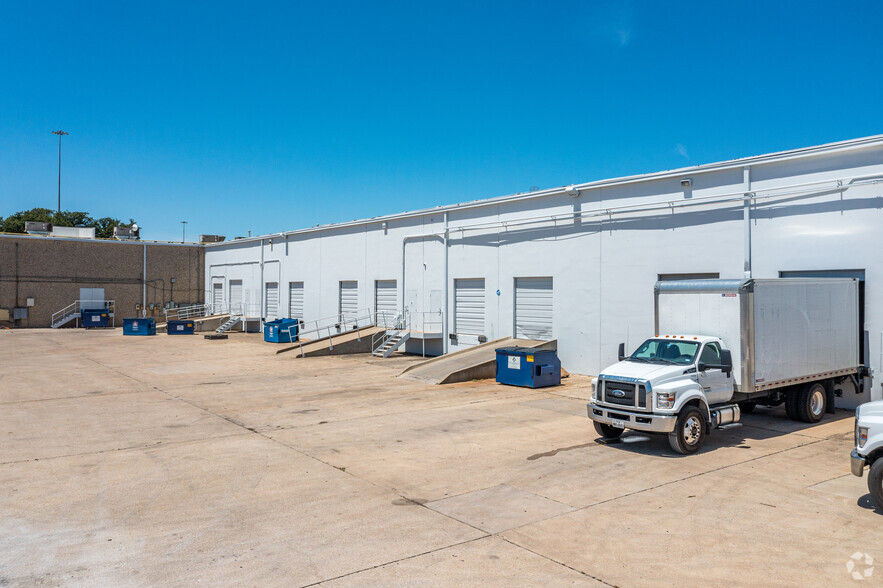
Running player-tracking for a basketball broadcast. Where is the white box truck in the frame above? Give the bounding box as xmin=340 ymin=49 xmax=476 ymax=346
xmin=587 ymin=278 xmax=870 ymax=454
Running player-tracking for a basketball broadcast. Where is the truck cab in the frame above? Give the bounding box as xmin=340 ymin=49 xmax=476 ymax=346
xmin=588 ymin=334 xmax=739 ymax=454
xmin=851 ymin=400 xmax=883 ymax=509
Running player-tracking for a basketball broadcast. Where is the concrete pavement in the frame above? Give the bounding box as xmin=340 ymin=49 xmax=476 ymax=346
xmin=0 ymin=328 xmax=879 ymax=586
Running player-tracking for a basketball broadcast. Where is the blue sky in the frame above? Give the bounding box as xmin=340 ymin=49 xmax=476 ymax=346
xmin=1 ymin=1 xmax=881 ymax=242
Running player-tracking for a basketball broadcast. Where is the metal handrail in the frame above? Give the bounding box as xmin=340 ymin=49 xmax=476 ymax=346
xmin=52 ymin=299 xmax=116 ymax=327
xmin=293 ymin=308 xmax=374 ymax=356
xmin=372 ymin=312 xmax=408 ymax=352
xmin=51 ymin=301 xmax=80 ymax=326
xmin=165 ymin=303 xmax=213 ymax=321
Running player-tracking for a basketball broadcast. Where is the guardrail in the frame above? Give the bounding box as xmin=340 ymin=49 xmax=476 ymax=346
xmin=289 ymin=308 xmax=375 ymax=356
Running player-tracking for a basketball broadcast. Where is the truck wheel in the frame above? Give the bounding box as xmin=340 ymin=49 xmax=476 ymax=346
xmin=785 ymin=389 xmax=799 ymax=420
xmin=668 ymin=407 xmax=705 ymax=455
xmin=797 ymin=382 xmax=826 ymax=423
xmin=869 ymin=459 xmax=883 ymax=511
xmin=738 ymin=401 xmax=757 ymax=414
xmin=593 ymin=421 xmax=624 ymax=439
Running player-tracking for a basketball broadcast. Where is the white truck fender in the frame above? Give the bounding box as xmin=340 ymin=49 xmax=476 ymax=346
xmin=673 ymin=390 xmax=712 ymax=423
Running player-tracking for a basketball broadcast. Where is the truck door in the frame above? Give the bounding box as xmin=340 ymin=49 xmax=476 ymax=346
xmin=697 ymin=342 xmax=733 ymax=405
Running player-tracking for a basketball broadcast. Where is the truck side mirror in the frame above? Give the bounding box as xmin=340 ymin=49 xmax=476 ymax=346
xmin=720 ymin=349 xmax=733 ymax=374
xmin=697 ymin=361 xmax=708 ymax=372
xmin=618 ymin=343 xmax=625 ymax=362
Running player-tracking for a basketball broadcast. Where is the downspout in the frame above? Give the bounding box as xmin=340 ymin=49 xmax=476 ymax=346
xmin=142 ymin=243 xmax=147 ymax=317
xmin=259 ymin=238 xmax=265 ymax=328
xmin=443 ymin=212 xmax=449 ymax=354
xmin=743 ymin=166 xmax=752 ymax=278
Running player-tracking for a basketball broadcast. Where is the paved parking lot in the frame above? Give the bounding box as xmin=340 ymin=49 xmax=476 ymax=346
xmin=1 ymin=328 xmax=880 ymax=586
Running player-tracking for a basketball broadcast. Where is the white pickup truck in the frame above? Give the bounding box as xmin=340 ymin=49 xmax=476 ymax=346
xmin=588 ymin=278 xmax=870 ymax=454
xmin=851 ymin=400 xmax=883 ymax=509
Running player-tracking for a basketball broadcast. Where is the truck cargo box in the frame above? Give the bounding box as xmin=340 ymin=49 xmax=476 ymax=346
xmin=655 ymin=278 xmax=859 ymax=394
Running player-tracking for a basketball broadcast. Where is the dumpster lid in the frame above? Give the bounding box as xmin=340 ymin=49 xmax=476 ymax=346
xmin=495 ymin=346 xmax=556 ymax=355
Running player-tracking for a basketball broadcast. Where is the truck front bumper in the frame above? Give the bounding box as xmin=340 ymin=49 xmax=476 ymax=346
xmin=851 ymin=449 xmax=867 ymax=477
xmin=587 ymin=401 xmax=677 ymax=434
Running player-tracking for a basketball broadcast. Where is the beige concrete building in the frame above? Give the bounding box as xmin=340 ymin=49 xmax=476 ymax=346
xmin=0 ymin=234 xmax=204 ymax=327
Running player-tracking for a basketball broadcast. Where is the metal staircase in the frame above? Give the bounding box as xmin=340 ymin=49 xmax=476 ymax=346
xmin=51 ymin=299 xmax=115 ymax=329
xmin=372 ymin=313 xmax=411 ymax=358
xmin=216 ymin=314 xmax=243 ymax=334
xmin=51 ymin=301 xmax=81 ymax=328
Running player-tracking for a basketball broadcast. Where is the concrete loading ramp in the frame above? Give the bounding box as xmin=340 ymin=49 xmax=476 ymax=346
xmin=276 ymin=325 xmax=384 ymax=358
xmin=399 ymin=337 xmax=557 ymax=385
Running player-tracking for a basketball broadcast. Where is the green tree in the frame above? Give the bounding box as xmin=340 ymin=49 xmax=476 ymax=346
xmin=0 ymin=208 xmax=55 ymax=234
xmin=0 ymin=208 xmax=138 ymax=239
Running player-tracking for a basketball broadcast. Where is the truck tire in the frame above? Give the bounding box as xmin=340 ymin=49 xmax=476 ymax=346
xmin=785 ymin=389 xmax=799 ymax=420
xmin=797 ymin=382 xmax=826 ymax=423
xmin=668 ymin=407 xmax=705 ymax=455
xmin=593 ymin=421 xmax=624 ymax=439
xmin=869 ymin=459 xmax=883 ymax=511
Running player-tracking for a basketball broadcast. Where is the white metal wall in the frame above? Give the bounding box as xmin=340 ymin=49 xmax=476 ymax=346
xmin=204 ymin=137 xmax=883 ymax=404
xmin=514 ymin=277 xmax=553 ymax=340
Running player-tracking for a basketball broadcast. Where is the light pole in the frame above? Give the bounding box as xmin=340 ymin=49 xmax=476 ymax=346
xmin=52 ymin=130 xmax=69 ymax=213
xmin=181 ymin=220 xmax=188 ymax=243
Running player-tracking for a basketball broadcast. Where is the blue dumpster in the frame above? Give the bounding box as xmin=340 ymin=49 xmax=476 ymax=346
xmin=123 ymin=317 xmax=156 ymax=336
xmin=81 ymin=309 xmax=110 ymax=328
xmin=264 ymin=318 xmax=299 ymax=343
xmin=495 ymin=346 xmax=561 ymax=388
xmin=167 ymin=320 xmax=195 ymax=335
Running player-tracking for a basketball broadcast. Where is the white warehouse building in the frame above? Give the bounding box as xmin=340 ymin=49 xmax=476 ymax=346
xmin=204 ymin=134 xmax=883 ymax=406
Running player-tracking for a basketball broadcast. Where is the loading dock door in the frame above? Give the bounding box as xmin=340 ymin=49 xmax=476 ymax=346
xmin=212 ymin=283 xmax=223 ymax=312
xmin=288 ymin=282 xmax=304 ymax=320
xmin=454 ymin=278 xmax=485 ymax=335
xmin=79 ymin=287 xmax=105 ymax=310
xmin=339 ymin=281 xmax=358 ymax=318
xmin=265 ymin=282 xmax=279 ymax=319
xmin=375 ymin=280 xmax=397 ymax=326
xmin=514 ymin=277 xmax=553 ymax=340
xmin=230 ymin=280 xmax=243 ymax=314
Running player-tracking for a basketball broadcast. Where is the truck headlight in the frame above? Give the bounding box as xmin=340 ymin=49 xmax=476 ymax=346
xmin=591 ymin=379 xmax=599 ymax=400
xmin=656 ymin=391 xmax=675 ymax=409
xmin=858 ymin=426 xmax=869 ymax=449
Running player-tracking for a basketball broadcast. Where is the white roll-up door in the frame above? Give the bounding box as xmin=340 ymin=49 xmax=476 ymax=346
xmin=265 ymin=282 xmax=279 ymax=319
xmin=229 ymin=280 xmax=243 ymax=313
xmin=514 ymin=277 xmax=553 ymax=340
xmin=288 ymin=282 xmax=304 ymax=319
xmin=212 ymin=283 xmax=223 ymax=312
xmin=339 ymin=281 xmax=358 ymax=317
xmin=375 ymin=280 xmax=397 ymax=326
xmin=454 ymin=278 xmax=485 ymax=335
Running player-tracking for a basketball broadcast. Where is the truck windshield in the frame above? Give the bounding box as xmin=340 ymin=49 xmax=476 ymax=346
xmin=629 ymin=339 xmax=700 ymax=365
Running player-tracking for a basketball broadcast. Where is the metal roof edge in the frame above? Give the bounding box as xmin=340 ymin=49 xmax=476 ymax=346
xmin=0 ymin=233 xmax=203 ymax=247
xmin=207 ymin=133 xmax=883 ymax=248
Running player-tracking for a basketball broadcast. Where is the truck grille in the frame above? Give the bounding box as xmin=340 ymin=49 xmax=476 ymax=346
xmin=602 ymin=380 xmax=648 ymax=409
xmin=604 ymin=380 xmax=636 ymax=406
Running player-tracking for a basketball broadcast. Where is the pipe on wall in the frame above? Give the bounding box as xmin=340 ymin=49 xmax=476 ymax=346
xmin=743 ymin=166 xmax=752 ymax=278
xmin=443 ymin=211 xmax=449 ymax=354
xmin=142 ymin=243 xmax=147 ymax=317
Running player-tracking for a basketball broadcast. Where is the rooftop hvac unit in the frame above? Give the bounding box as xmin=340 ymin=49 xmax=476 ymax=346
xmin=25 ymin=221 xmax=53 ymax=235
xmin=199 ymin=234 xmax=226 ymax=243
xmin=113 ymin=226 xmax=140 ymax=240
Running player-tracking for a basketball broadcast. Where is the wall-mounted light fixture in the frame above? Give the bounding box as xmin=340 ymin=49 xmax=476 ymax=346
xmin=565 ymin=185 xmax=580 ymax=198
xmin=680 ymin=178 xmax=693 ymax=188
